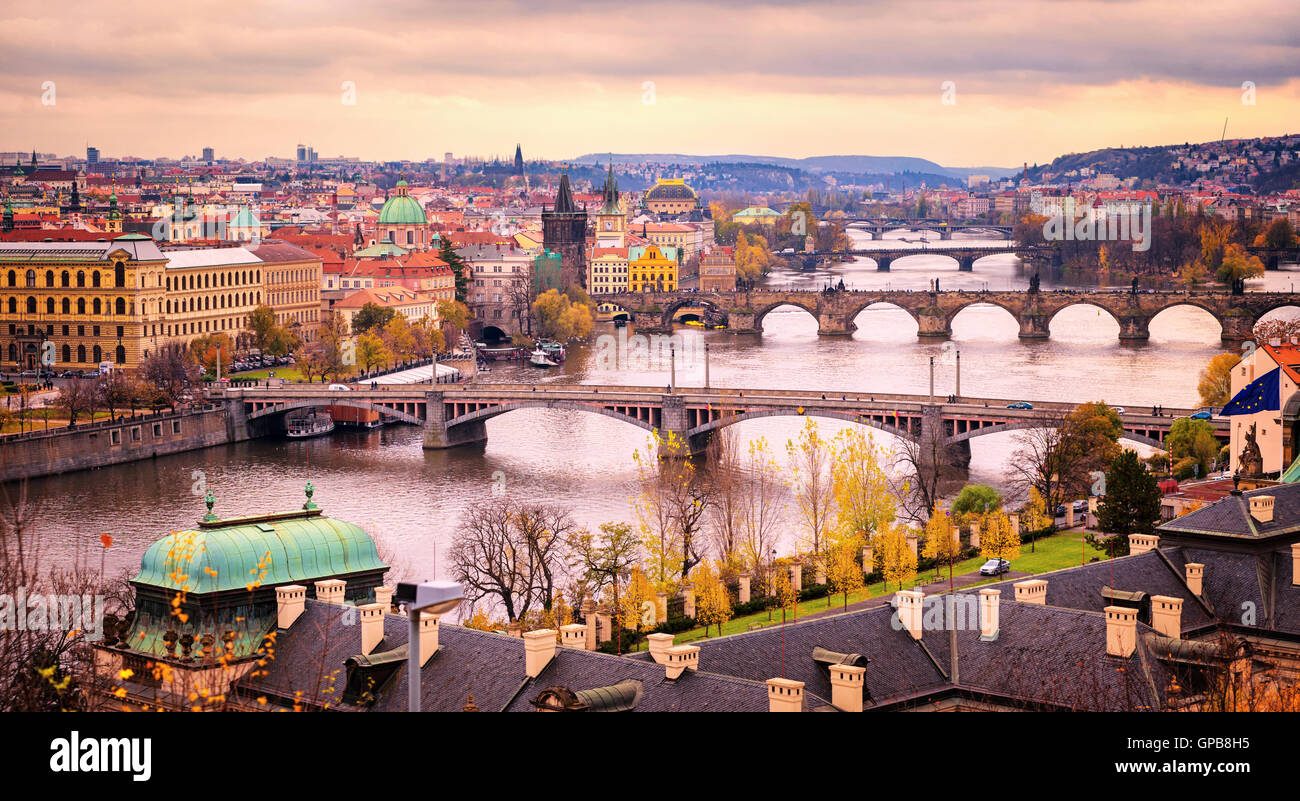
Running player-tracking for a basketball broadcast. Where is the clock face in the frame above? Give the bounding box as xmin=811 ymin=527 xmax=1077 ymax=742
xmin=604 ymin=221 xmax=612 ymax=230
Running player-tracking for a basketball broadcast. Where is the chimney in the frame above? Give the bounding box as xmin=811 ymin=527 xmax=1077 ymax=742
xmin=523 ymin=629 xmax=557 ymax=678
xmin=1128 ymin=534 xmax=1160 ymax=555
xmin=359 ymin=603 xmax=385 ymax=656
xmin=664 ymin=644 xmax=699 ymax=679
xmin=766 ymin=677 xmax=805 ymax=712
xmin=1292 ymin=544 xmax=1300 ymax=587
xmin=1185 ymin=563 xmax=1204 ymax=596
xmin=1013 ymin=578 xmax=1047 ymax=605
xmin=978 ymin=588 xmax=1000 ymax=641
xmin=314 ymin=578 xmax=346 ymax=605
xmin=1150 ymin=595 xmax=1183 ymax=639
xmin=896 ymin=589 xmax=923 ymax=640
xmin=646 ymin=632 xmax=675 ymax=664
xmin=276 ymin=584 xmax=306 ymax=629
xmin=1105 ymin=606 xmax=1138 ymax=658
xmin=829 ymin=664 xmax=866 ymax=712
xmin=418 ymin=612 xmax=440 ymax=666
xmin=559 ymin=623 xmax=587 ymax=649
xmin=1249 ymin=495 xmax=1275 ymax=524
xmin=374 ymin=586 xmax=394 ymax=611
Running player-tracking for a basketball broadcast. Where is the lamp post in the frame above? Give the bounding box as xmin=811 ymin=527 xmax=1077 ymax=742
xmin=395 ymin=580 xmax=463 ymax=712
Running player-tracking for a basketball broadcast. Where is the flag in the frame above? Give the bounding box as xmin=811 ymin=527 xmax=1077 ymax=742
xmin=1220 ymin=367 xmax=1281 ymax=415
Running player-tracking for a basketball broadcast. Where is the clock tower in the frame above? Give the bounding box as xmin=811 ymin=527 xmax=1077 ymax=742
xmin=594 ymin=161 xmax=625 ymax=249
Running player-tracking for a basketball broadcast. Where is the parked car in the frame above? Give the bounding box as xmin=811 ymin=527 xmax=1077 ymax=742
xmin=979 ymin=558 xmax=1011 ymax=576
xmin=1055 ymin=504 xmax=1066 ymax=517
xmin=18 ymin=369 xmax=36 ymax=377
xmin=1189 ymin=410 xmax=1213 ymax=420
xmin=1112 ymin=406 xmax=1125 ymax=415
xmin=81 ymin=370 xmax=101 ymax=378
xmin=327 ymin=384 xmax=352 ymax=391
xmin=1072 ymin=500 xmax=1087 ymax=514
xmin=1006 ymin=401 xmax=1033 ymax=410
xmin=59 ymin=370 xmax=80 ymax=378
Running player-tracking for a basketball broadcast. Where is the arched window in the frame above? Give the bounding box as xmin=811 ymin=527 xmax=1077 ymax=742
xmin=115 ymin=345 xmax=126 ymax=364
xmin=92 ymin=298 xmax=101 ymax=315
xmin=6 ymin=271 xmax=14 ymax=287
xmin=92 ymin=271 xmax=101 ymax=288
xmin=166 ymin=276 xmax=172 ymax=291
xmin=6 ymin=344 xmax=14 ymax=362
xmin=25 ymin=270 xmax=35 ymax=288
xmin=5 ymin=298 xmax=14 ymax=314
xmin=45 ymin=298 xmax=54 ymax=314
xmin=77 ymin=298 xmax=86 ymax=314
xmin=76 ymin=271 xmax=85 ymax=288
xmin=92 ymin=345 xmax=102 ymax=364
xmin=115 ymin=298 xmax=126 ymax=315
xmin=77 ymin=344 xmax=86 ymax=363
xmin=114 ymin=262 xmax=125 ymax=288
xmin=26 ymin=297 xmax=36 ymax=314
xmin=61 ymin=271 xmax=69 ymax=287
xmin=61 ymin=344 xmax=70 ymax=364
xmin=45 ymin=270 xmax=54 ymax=287
xmin=61 ymin=298 xmax=70 ymax=314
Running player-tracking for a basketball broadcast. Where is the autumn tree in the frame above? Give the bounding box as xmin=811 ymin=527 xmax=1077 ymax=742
xmin=354 ymin=332 xmax=389 ymax=374
xmin=786 ymin=419 xmax=835 ymax=566
xmin=921 ymin=503 xmax=961 ymax=591
xmin=1216 ymin=243 xmax=1265 ymax=284
xmin=950 ymin=484 xmax=1002 ymax=520
xmin=825 ymin=539 xmax=864 ymax=610
xmin=436 ymin=299 xmax=471 ymax=345
xmin=737 ymin=436 xmax=789 ymax=576
xmin=829 ymin=427 xmax=895 ymax=546
xmin=531 ymin=289 xmax=594 ymax=341
xmin=351 ymin=302 xmax=397 ymax=335
xmin=631 ymin=431 xmax=710 ymax=588
xmin=980 ymin=510 xmax=1021 ymax=564
xmin=692 ymin=561 xmax=733 ymax=637
xmin=1197 ymin=352 xmax=1238 ymax=408
xmin=874 ymin=524 xmax=917 ymax=592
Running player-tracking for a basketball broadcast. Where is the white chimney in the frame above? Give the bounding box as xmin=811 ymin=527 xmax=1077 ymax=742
xmin=314 ymin=578 xmax=346 ymax=605
xmin=896 ymin=589 xmax=923 ymax=640
xmin=523 ymin=629 xmax=557 ymax=678
xmin=829 ymin=664 xmax=866 ymax=712
xmin=766 ymin=677 xmax=804 ymax=712
xmin=978 ymin=588 xmax=1000 ymax=641
xmin=646 ymin=632 xmax=675 ymax=664
xmin=418 ymin=612 xmax=440 ymax=666
xmin=359 ymin=603 xmax=385 ymax=656
xmin=1105 ymin=606 xmax=1138 ymax=658
xmin=1128 ymin=534 xmax=1159 ymax=555
xmin=1150 ymin=595 xmax=1183 ymax=640
xmin=1249 ymin=495 xmax=1275 ymax=524
xmin=1292 ymin=544 xmax=1300 ymax=587
xmin=1185 ymin=563 xmax=1204 ymax=596
xmin=664 ymin=644 xmax=700 ymax=680
xmin=374 ymin=586 xmax=394 ymax=610
xmin=276 ymin=584 xmax=306 ymax=629
xmin=1013 ymin=579 xmax=1047 ymax=605
xmin=559 ymin=623 xmax=587 ymax=650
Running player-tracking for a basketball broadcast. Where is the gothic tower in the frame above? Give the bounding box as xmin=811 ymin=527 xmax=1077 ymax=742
xmin=542 ymin=173 xmax=588 ymax=289
xmin=594 ymin=161 xmax=625 ymax=249
xmin=513 ymin=144 xmax=524 ymax=177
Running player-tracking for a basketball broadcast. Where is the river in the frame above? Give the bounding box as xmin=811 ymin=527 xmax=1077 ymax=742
xmin=16 ymin=230 xmax=1300 ymax=584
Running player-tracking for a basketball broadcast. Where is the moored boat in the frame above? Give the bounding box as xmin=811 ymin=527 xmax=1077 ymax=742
xmin=529 ymin=348 xmax=557 ymax=368
xmin=286 ymin=412 xmax=335 ymax=438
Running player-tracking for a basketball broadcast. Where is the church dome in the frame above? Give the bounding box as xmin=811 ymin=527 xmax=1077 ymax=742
xmin=378 ymin=180 xmax=428 ymax=226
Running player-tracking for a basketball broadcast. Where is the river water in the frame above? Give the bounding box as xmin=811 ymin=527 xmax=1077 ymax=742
xmin=16 ymin=231 xmax=1300 ymax=583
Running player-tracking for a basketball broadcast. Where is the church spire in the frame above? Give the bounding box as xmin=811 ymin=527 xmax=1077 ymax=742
xmin=553 ymin=172 xmax=576 ymax=213
xmin=600 ymin=158 xmax=620 ymax=215
xmin=513 ymin=144 xmax=523 ymax=177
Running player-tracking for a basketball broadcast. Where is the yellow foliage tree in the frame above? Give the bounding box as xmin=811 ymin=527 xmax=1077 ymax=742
xmin=921 ymin=503 xmax=961 ymax=590
xmin=830 ymin=427 xmax=895 ymax=545
xmin=692 ymin=561 xmax=733 ymax=637
xmin=825 ymin=538 xmax=864 ymax=610
xmin=875 ymin=524 xmax=917 ymax=592
xmin=980 ymin=510 xmax=1021 ymax=564
xmin=1197 ymin=352 xmax=1239 ymax=408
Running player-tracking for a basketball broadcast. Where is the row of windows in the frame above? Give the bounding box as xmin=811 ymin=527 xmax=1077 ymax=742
xmin=9 ymin=323 xmax=118 ymax=338
xmin=166 ymin=269 xmax=260 ymax=291
xmin=8 ymin=265 xmax=127 ymax=289
xmin=8 ymin=296 xmax=131 ymax=316
xmin=6 ymin=342 xmax=125 ymax=365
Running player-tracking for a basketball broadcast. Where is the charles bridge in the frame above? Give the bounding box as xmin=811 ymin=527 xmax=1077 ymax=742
xmin=599 ymin=288 xmax=1299 ymax=342
xmin=217 ymin=383 xmax=1226 ymax=462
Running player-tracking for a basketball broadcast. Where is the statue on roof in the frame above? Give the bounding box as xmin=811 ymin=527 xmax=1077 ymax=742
xmin=1239 ymin=422 xmax=1263 ymax=478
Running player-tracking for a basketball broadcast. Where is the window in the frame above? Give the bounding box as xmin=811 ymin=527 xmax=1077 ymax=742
xmin=152 ymin=423 xmax=162 ymax=437
xmin=25 ymin=270 xmax=35 ymax=288
xmin=172 ymin=421 xmax=181 ymax=435
xmin=131 ymin=426 xmax=141 ymax=442
xmin=110 ymin=430 xmax=121 ymax=445
xmin=76 ymin=271 xmax=85 ymax=288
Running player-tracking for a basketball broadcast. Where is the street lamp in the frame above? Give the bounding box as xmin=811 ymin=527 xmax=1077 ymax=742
xmin=395 ymin=580 xmax=463 ymax=712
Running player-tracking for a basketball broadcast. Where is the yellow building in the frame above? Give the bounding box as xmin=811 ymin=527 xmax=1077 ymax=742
xmin=588 ymin=247 xmax=629 ymax=295
xmin=643 ymin=178 xmax=700 ymax=215
xmin=628 ymin=244 xmax=677 ymax=292
xmin=1 ymin=235 xmax=167 ymax=371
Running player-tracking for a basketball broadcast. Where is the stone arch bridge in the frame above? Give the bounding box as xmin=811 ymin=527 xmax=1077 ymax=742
xmin=600 ymin=289 xmax=1300 ymax=342
xmin=218 ymin=385 xmax=1225 ymax=459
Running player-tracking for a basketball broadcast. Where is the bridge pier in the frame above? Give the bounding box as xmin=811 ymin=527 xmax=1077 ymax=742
xmin=725 ymin=310 xmax=759 ymax=334
xmin=916 ymin=308 xmax=952 ymax=339
xmin=940 ymin=229 xmax=953 ymax=240
xmin=1220 ymin=312 xmax=1256 ymax=345
xmin=1117 ymin=316 xmax=1150 ymax=343
xmin=957 ymin=255 xmax=975 ymax=272
xmin=1017 ymin=313 xmax=1050 ymax=340
xmin=876 ymin=256 xmax=892 ymax=272
xmin=817 ymin=312 xmax=856 ymax=337
xmin=422 ymin=389 xmax=488 ymax=449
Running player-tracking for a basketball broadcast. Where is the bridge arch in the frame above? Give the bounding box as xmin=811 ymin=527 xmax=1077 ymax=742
xmin=661 ymin=296 xmax=724 ymax=327
xmin=1147 ymin=301 xmax=1225 ymax=339
xmin=247 ymin=399 xmax=424 ymax=426
xmin=686 ymin=408 xmax=918 ymax=443
xmin=446 ymin=400 xmax=659 ymax=434
xmin=1045 ymin=301 xmax=1122 ymax=331
xmin=754 ymin=300 xmax=821 ymax=331
xmin=848 ymin=301 xmax=921 ymax=337
xmin=946 ymin=418 xmax=1164 ymax=449
xmin=945 ymin=298 xmax=1022 ymax=330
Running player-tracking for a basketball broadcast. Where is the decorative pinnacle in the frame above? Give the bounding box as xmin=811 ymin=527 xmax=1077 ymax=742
xmin=303 ymin=481 xmax=318 ymax=511
xmin=202 ymin=490 xmax=218 ymax=522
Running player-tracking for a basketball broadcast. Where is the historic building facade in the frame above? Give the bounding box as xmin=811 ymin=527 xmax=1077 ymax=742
xmin=541 ymin=174 xmax=588 ymax=290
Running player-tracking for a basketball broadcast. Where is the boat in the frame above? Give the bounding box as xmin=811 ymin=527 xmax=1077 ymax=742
xmin=286 ymin=412 xmax=335 ymax=438
xmin=537 ymin=340 xmax=566 ymax=361
xmin=529 ymin=348 xmax=557 ymax=368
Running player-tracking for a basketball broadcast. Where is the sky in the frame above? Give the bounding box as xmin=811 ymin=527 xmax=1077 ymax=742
xmin=2 ymin=0 xmax=1299 ymax=168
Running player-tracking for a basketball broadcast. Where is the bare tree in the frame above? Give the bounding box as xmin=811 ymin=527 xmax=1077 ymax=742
xmin=891 ymin=419 xmax=952 ymax=526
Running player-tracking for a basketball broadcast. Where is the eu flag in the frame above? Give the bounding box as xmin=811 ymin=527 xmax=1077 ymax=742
xmin=1220 ymin=367 xmax=1281 ymax=415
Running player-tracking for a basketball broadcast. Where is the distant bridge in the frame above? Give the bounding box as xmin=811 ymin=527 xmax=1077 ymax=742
xmin=219 ymin=383 xmax=1226 ymax=456
xmin=844 ymin=218 xmax=1014 ymax=240
xmin=597 ymin=288 xmax=1299 ymax=341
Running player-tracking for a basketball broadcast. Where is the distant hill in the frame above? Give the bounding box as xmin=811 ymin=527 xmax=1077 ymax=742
xmin=570 ymin=153 xmax=1018 ymax=180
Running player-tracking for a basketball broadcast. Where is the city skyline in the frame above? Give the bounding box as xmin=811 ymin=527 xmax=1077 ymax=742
xmin=3 ymin=0 xmax=1299 ymax=166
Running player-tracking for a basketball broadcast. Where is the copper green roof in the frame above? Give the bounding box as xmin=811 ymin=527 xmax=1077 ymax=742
xmin=377 ymin=194 xmax=427 ymax=225
xmin=132 ymin=509 xmax=387 ymax=594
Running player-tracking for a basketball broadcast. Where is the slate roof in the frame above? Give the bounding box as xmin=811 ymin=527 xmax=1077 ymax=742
xmin=1159 ymin=483 xmax=1300 ymax=541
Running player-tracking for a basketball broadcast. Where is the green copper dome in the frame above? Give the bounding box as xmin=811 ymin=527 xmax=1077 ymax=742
xmin=132 ymin=510 xmax=388 ymax=594
xmin=378 ymin=181 xmax=427 ymax=226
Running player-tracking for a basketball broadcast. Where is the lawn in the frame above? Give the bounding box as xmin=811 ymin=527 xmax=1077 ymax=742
xmin=666 ymin=529 xmax=1103 ymax=645
xmin=226 ymin=367 xmax=308 ymax=382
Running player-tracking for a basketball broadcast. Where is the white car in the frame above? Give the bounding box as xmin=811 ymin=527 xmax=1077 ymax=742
xmin=327 ymin=384 xmax=352 ymax=391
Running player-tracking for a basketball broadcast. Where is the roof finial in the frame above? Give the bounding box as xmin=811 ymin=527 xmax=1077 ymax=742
xmin=202 ymin=490 xmax=218 ymax=522
xmin=303 ymin=480 xmax=318 ymax=511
